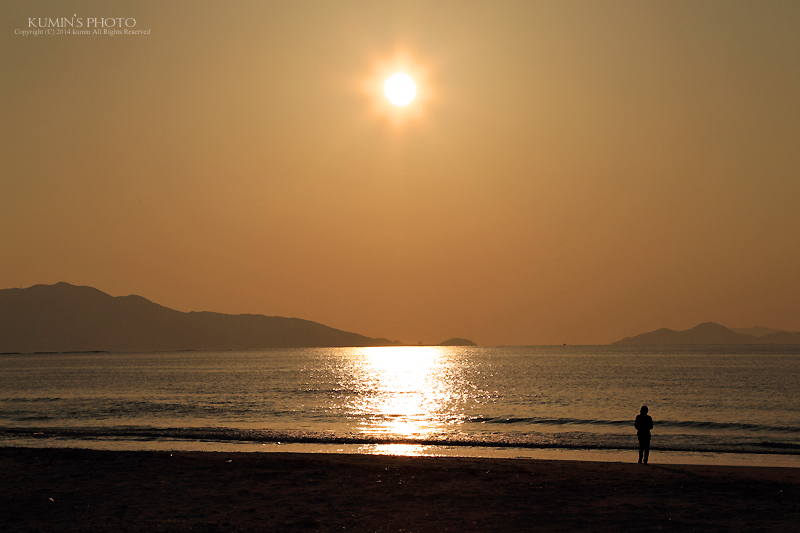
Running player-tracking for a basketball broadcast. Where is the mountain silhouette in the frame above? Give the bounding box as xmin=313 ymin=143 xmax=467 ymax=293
xmin=0 ymin=283 xmax=400 ymax=353
xmin=612 ymin=322 xmax=800 ymax=345
xmin=731 ymin=326 xmax=786 ymax=338
xmin=439 ymin=338 xmax=477 ymax=346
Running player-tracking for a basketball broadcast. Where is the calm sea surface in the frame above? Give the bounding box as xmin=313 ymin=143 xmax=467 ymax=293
xmin=2 ymin=346 xmax=799 ymax=465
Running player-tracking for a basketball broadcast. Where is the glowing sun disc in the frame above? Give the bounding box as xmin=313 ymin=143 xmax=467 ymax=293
xmin=384 ymin=72 xmax=417 ymax=106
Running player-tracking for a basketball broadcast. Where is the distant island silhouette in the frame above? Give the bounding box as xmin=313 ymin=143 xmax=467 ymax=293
xmin=439 ymin=338 xmax=477 ymax=346
xmin=0 ymin=283 xmax=401 ymax=353
xmin=612 ymin=322 xmax=800 ymax=345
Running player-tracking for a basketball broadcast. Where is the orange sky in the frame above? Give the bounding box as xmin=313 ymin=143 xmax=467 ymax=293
xmin=2 ymin=1 xmax=799 ymax=345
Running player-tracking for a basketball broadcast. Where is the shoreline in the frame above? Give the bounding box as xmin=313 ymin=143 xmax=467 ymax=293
xmin=3 ymin=446 xmax=799 ymax=532
xmin=4 ymin=433 xmax=800 ymax=469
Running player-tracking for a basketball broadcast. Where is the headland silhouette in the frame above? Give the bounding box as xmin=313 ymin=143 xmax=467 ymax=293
xmin=0 ymin=283 xmax=401 ymax=353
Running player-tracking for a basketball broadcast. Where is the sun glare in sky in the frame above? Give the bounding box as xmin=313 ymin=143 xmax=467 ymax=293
xmin=384 ymin=73 xmax=417 ymax=106
xmin=364 ymin=52 xmax=430 ymax=125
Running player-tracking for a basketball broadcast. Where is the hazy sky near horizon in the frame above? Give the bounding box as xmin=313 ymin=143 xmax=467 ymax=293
xmin=2 ymin=1 xmax=799 ymax=345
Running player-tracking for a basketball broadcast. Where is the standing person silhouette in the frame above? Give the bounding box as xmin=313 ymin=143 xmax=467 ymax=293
xmin=635 ymin=405 xmax=653 ymax=464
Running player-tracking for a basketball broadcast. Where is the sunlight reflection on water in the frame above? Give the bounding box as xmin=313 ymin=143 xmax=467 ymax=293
xmin=339 ymin=346 xmax=467 ymax=441
xmin=358 ymin=443 xmax=430 ymax=456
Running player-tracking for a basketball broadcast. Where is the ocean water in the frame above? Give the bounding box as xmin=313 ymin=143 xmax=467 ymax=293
xmin=1 ymin=345 xmax=799 ymax=465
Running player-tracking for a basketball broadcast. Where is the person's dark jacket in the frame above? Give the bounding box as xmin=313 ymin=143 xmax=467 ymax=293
xmin=635 ymin=414 xmax=653 ymax=435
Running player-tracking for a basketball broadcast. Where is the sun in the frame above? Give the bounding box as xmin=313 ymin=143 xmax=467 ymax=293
xmin=384 ymin=72 xmax=416 ymax=106
xmin=363 ymin=51 xmax=431 ymax=125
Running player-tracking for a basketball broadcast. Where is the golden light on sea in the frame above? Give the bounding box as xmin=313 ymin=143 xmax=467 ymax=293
xmin=343 ymin=346 xmax=458 ymax=449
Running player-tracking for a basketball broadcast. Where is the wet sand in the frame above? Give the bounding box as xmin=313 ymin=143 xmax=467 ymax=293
xmin=2 ymin=447 xmax=799 ymax=532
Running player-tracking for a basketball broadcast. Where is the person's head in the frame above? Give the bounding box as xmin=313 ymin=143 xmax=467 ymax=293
xmin=640 ymin=405 xmax=648 ymax=415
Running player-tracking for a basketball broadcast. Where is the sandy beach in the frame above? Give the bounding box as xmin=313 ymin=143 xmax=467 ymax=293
xmin=2 ymin=447 xmax=798 ymax=532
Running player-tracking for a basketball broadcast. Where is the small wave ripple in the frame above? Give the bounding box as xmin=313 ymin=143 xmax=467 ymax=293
xmin=2 ymin=426 xmax=798 ymax=456
xmin=469 ymin=416 xmax=800 ymax=434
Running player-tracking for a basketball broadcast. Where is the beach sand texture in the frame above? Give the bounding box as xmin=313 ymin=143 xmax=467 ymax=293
xmin=2 ymin=447 xmax=798 ymax=532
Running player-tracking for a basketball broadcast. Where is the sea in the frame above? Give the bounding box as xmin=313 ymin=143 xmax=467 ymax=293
xmin=2 ymin=345 xmax=799 ymax=467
